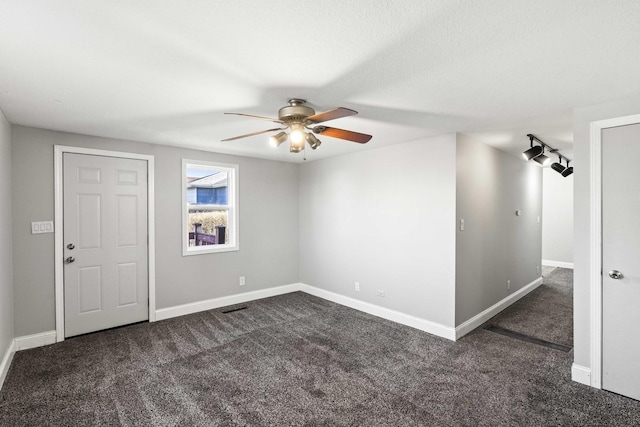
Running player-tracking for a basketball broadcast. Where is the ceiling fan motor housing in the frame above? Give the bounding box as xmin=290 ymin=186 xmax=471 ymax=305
xmin=278 ymin=99 xmax=315 ymax=124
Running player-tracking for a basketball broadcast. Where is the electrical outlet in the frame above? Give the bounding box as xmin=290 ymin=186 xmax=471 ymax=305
xmin=355 ymin=282 xmax=360 ymax=292
xmin=507 ymin=280 xmax=511 ymax=290
xmin=376 ymin=290 xmax=385 ymax=297
xmin=536 ymin=266 xmax=540 ymax=275
xmin=239 ymin=276 xmax=246 ymax=286
xmin=460 ymin=219 xmax=465 ymax=231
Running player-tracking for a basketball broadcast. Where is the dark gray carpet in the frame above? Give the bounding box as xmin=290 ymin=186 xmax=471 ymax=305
xmin=485 ymin=268 xmax=573 ymax=347
xmin=1 ymin=273 xmax=639 ymax=425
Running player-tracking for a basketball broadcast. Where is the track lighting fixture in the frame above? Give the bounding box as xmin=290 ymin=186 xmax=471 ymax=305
xmin=524 ymin=134 xmax=573 ymax=178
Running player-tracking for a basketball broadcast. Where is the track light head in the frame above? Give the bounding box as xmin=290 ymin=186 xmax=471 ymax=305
xmin=561 ymin=166 xmax=574 ymax=177
xmin=560 ymin=160 xmax=574 ymax=177
xmin=523 ymin=145 xmax=543 ymax=161
xmin=551 ymin=156 xmax=566 ymax=174
xmin=551 ymin=162 xmax=566 ymax=173
xmin=532 ymin=144 xmax=550 ymax=166
xmin=533 ymin=154 xmax=551 ymax=166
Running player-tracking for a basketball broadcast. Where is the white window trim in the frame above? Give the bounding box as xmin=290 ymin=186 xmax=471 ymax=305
xmin=182 ymin=159 xmax=239 ymax=255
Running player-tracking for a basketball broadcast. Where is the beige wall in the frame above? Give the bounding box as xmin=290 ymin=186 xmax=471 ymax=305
xmin=455 ymin=134 xmax=542 ymax=325
xmin=11 ymin=126 xmax=300 ymax=336
xmin=8 ymin=124 xmax=548 ymax=343
xmin=299 ymin=135 xmax=457 ymax=327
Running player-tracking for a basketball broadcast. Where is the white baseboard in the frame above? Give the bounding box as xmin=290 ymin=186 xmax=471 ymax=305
xmin=14 ymin=330 xmax=57 ymax=351
xmin=1 ymin=330 xmax=58 ymax=390
xmin=299 ymin=284 xmax=456 ymax=341
xmin=542 ymin=260 xmax=574 ymax=269
xmin=455 ymin=277 xmax=543 ymax=340
xmin=571 ymin=363 xmax=592 ymax=386
xmin=0 ymin=339 xmax=16 ymax=390
xmin=155 ymin=283 xmax=302 ymax=321
xmin=155 ymin=282 xmax=457 ymax=340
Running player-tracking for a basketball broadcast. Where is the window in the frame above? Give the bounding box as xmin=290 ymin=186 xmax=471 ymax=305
xmin=182 ymin=159 xmax=238 ymax=255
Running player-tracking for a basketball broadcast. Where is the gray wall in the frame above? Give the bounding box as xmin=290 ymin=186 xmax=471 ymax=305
xmin=573 ymin=93 xmax=640 ymax=369
xmin=0 ymin=110 xmax=13 ymax=360
xmin=299 ymin=135 xmax=457 ymax=327
xmin=542 ymin=167 xmax=573 ymax=265
xmin=455 ymin=134 xmax=542 ymax=326
xmin=11 ymin=126 xmax=299 ymax=336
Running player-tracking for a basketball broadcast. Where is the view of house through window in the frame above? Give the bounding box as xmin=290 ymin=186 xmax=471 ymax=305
xmin=182 ymin=160 xmax=238 ymax=255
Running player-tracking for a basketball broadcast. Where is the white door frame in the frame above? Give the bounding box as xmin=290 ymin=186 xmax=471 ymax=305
xmin=588 ymin=113 xmax=640 ymax=388
xmin=54 ymin=145 xmax=156 ymax=342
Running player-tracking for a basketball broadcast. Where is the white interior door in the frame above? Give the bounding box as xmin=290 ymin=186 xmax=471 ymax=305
xmin=602 ymin=122 xmax=640 ymax=401
xmin=63 ymin=153 xmax=148 ymax=338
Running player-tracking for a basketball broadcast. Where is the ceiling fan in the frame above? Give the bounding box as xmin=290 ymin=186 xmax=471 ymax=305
xmin=222 ymin=99 xmax=372 ymax=153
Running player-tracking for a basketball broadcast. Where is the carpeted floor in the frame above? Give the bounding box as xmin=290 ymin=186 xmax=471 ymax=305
xmin=541 ymin=265 xmax=557 ymax=276
xmin=485 ymin=267 xmax=573 ymax=347
xmin=1 ymin=269 xmax=639 ymax=425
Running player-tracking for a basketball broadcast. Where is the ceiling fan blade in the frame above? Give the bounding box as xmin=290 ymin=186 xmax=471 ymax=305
xmin=221 ymin=128 xmax=285 ymax=142
xmin=305 ymin=107 xmax=357 ymax=124
xmin=313 ymin=126 xmax=372 ymax=144
xmin=224 ymin=112 xmax=284 ymax=124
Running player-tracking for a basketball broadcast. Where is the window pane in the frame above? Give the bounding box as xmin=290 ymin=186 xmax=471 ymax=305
xmin=183 ymin=159 xmax=238 ymax=255
xmin=188 ymin=209 xmax=228 ymax=247
xmin=186 ymin=169 xmax=228 ymax=205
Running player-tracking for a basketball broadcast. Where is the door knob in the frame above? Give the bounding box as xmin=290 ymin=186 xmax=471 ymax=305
xmin=65 ymin=256 xmax=75 ymax=264
xmin=608 ymin=270 xmax=623 ymax=280
xmin=66 ymin=243 xmax=75 ymax=250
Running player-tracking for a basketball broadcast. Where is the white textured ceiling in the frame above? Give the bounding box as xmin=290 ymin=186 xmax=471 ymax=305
xmin=1 ymin=1 xmax=640 ymax=163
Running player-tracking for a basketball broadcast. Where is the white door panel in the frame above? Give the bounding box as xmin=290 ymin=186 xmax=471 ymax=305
xmin=602 ymin=122 xmax=640 ymax=401
xmin=63 ymin=153 xmax=148 ymax=337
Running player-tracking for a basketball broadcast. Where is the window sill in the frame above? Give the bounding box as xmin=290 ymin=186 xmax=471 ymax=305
xmin=182 ymin=244 xmax=239 ymax=256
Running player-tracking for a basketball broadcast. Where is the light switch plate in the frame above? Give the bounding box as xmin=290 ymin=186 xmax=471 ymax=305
xmin=31 ymin=221 xmax=54 ymax=234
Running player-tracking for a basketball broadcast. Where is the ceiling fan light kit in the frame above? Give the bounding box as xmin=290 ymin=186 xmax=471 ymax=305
xmin=289 ymin=123 xmax=305 ymax=144
xmin=223 ymin=99 xmax=372 ymax=154
xmin=269 ymin=131 xmax=288 ymax=148
xmin=305 ymin=132 xmax=321 ymax=150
